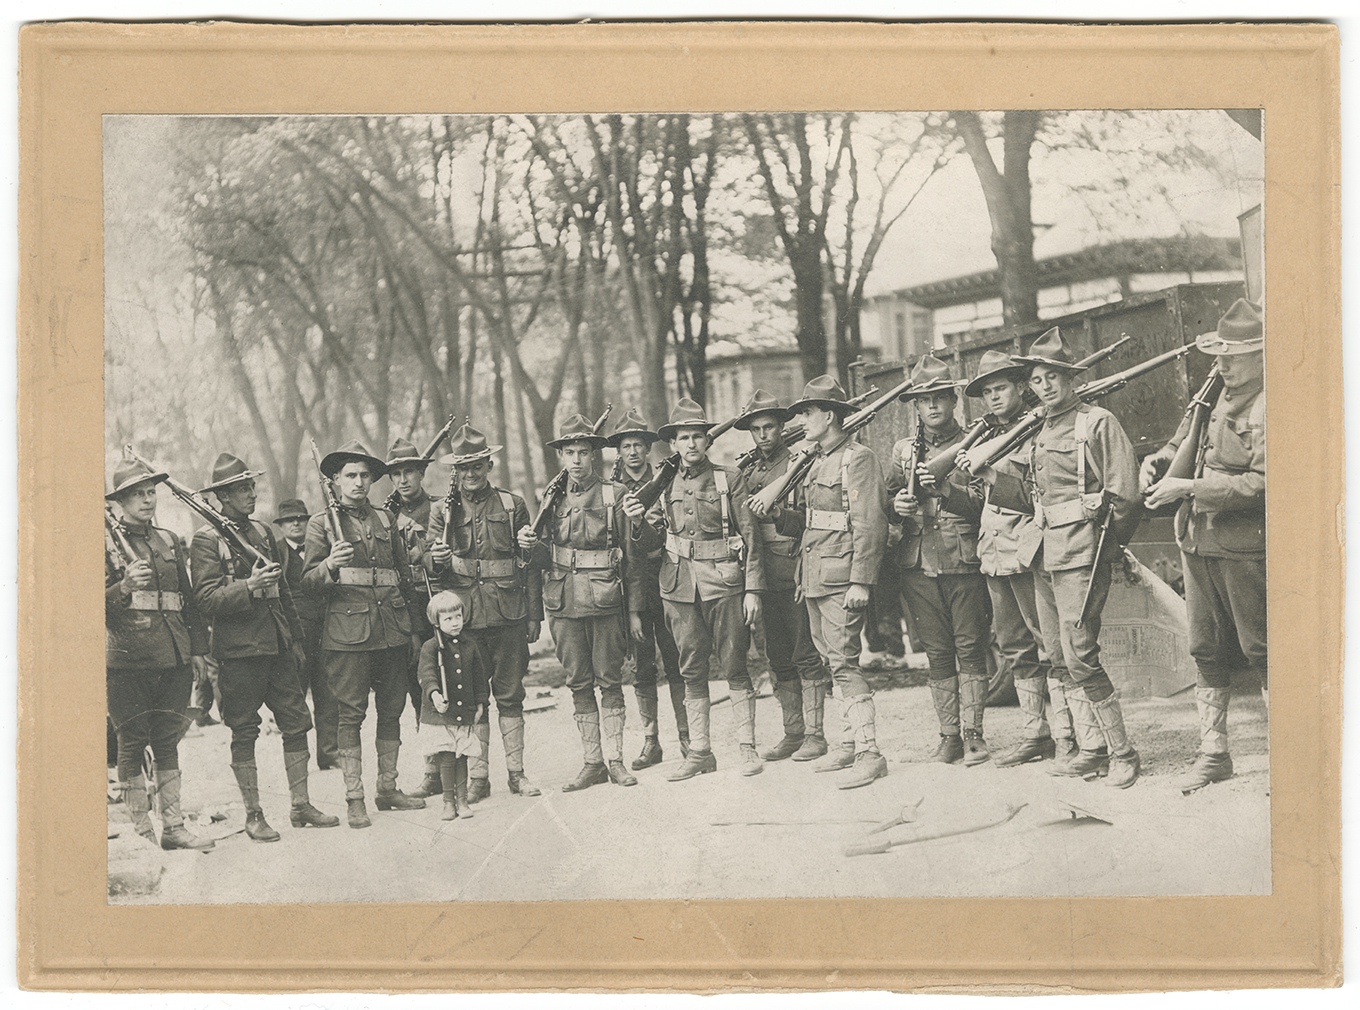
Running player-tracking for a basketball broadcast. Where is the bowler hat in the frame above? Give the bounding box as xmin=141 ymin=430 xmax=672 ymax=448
xmin=1196 ymin=298 xmax=1264 ymax=356
xmin=898 ymin=354 xmax=966 ymax=400
xmin=273 ymin=498 xmax=310 ymax=524
xmin=1012 ymin=327 xmax=1085 ymax=373
xmin=657 ymin=398 xmax=717 ymax=441
xmin=788 ymin=375 xmax=859 ymax=416
xmin=106 ymin=458 xmax=168 ymax=501
xmin=320 ymin=440 xmax=388 ymax=479
xmin=547 ymin=413 xmax=610 ymax=450
xmin=199 ymin=452 xmax=265 ymax=494
xmin=964 ymin=348 xmax=1030 ymax=397
xmin=733 ymin=389 xmax=793 ymax=430
xmin=605 ymin=406 xmax=660 ymax=448
xmin=385 ymin=437 xmax=429 ymax=468
xmin=437 ymin=423 xmax=501 ymax=466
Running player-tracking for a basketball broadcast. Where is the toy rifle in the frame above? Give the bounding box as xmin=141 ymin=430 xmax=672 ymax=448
xmin=747 ymin=375 xmax=918 ymax=516
xmin=529 ymin=402 xmax=613 ymax=538
xmin=1143 ymin=366 xmax=1224 ymax=517
xmin=926 ymin=335 xmax=1135 ymax=485
xmin=123 ymin=446 xmax=272 ymax=567
xmin=960 ymin=342 xmax=1194 ymax=475
xmin=733 ymin=387 xmax=879 ymax=471
xmin=309 ymin=439 xmax=346 ymax=544
xmin=421 ymin=568 xmax=449 ymax=699
xmin=383 ymin=412 xmax=458 ymax=515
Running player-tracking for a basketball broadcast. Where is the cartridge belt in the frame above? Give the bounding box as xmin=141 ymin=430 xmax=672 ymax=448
xmin=551 ymin=545 xmax=621 ymax=570
xmin=128 ymin=590 xmax=183 ymax=612
xmin=447 ymin=555 xmax=517 ymax=579
xmin=665 ymin=532 xmax=740 ymax=561
xmin=337 ymin=566 xmax=400 ymax=587
xmin=807 ymin=508 xmax=850 ymax=532
xmin=1033 ymin=494 xmax=1102 ymax=529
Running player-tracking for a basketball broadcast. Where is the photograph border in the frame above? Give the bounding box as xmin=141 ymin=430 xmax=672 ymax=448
xmin=18 ymin=19 xmax=1340 ymax=991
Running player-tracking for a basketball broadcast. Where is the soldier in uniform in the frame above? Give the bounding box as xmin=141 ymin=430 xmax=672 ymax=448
xmin=754 ymin=375 xmax=889 ymax=788
xmin=520 ymin=414 xmax=640 ymax=791
xmin=426 ymin=424 xmax=543 ymax=803
xmin=104 ymin=458 xmax=214 ymax=850
xmin=962 ymin=350 xmax=1074 ymax=767
xmin=607 ymin=406 xmax=689 ymax=768
xmin=887 ymin=355 xmax=993 ymax=766
xmin=190 ymin=454 xmax=338 ymax=840
xmin=734 ymin=389 xmax=832 ymax=762
xmin=1142 ymin=299 xmax=1266 ymax=792
xmin=273 ymin=498 xmax=338 ymax=770
xmin=966 ymin=328 xmax=1143 ymax=788
xmin=302 ymin=440 xmax=426 ymax=827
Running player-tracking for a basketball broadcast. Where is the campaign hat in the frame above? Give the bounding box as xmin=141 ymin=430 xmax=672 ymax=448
xmin=106 ymin=458 xmax=168 ymax=501
xmin=385 ymin=437 xmax=429 ymax=468
xmin=733 ymin=388 xmax=793 ymax=430
xmin=1196 ymin=298 xmax=1264 ymax=356
xmin=1012 ymin=327 xmax=1085 ymax=373
xmin=320 ymin=440 xmax=388 ymax=479
xmin=605 ymin=406 xmax=660 ymax=448
xmin=547 ymin=413 xmax=610 ymax=450
xmin=964 ymin=348 xmax=1030 ymax=397
xmin=199 ymin=453 xmax=265 ymax=494
xmin=437 ymin=423 xmax=501 ymax=465
xmin=898 ymin=354 xmax=966 ymax=400
xmin=788 ymin=375 xmax=859 ymax=416
xmin=657 ymin=398 xmax=717 ymax=441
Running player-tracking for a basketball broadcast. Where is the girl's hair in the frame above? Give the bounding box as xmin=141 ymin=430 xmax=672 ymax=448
xmin=426 ymin=590 xmax=466 ymax=625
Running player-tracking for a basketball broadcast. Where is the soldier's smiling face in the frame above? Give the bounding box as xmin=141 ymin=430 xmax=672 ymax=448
xmin=391 ymin=463 xmax=427 ymax=500
xmin=334 ymin=462 xmax=374 ymax=505
xmin=453 ymin=458 xmax=493 ymax=493
xmin=748 ymin=415 xmax=784 ymax=456
xmin=617 ymin=435 xmax=650 ymax=472
xmin=216 ymin=479 xmax=257 ymax=519
xmin=671 ymin=427 xmax=710 ymax=466
xmin=116 ymin=482 xmax=158 ymax=526
xmin=980 ymin=376 xmax=1026 ymax=421
xmin=558 ymin=442 xmax=599 ymax=483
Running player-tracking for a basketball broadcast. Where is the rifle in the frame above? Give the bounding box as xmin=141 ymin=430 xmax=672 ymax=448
xmin=734 ymin=387 xmax=879 ymax=471
xmin=1075 ymin=509 xmax=1114 ymax=629
xmin=631 ymin=400 xmax=777 ymax=511
xmin=124 ymin=446 xmax=272 ymax=567
xmin=438 ymin=418 xmax=473 ymax=553
xmin=530 ymin=402 xmax=613 ymax=538
xmin=1144 ymin=367 xmax=1224 ymax=516
xmin=931 ymin=335 xmax=1135 ymax=484
xmin=905 ymin=407 xmax=928 ymax=499
xmin=384 ymin=413 xmax=458 ymax=515
xmin=960 ymin=342 xmax=1194 ymax=475
xmin=747 ymin=375 xmax=918 ymax=516
xmin=104 ymin=502 xmax=139 ymax=573
xmin=309 ymin=439 xmax=346 ymax=544
xmin=421 ymin=569 xmax=449 ymax=699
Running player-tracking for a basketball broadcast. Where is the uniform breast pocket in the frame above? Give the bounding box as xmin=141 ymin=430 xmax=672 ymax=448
xmin=370 ymin=526 xmax=393 ymax=564
xmin=542 ymin=571 xmax=566 ymax=612
xmin=485 ymin=513 xmax=514 ymax=552
xmin=328 ymin=602 xmax=372 ymax=645
xmin=589 ymin=573 xmax=624 ymax=609
xmin=582 ymin=507 xmax=609 ymax=544
xmin=819 ymin=545 xmax=853 ymax=586
xmin=809 ymin=477 xmax=841 ymax=513
xmin=1216 ymin=420 xmax=1259 ymax=470
xmin=1039 ymin=440 xmax=1080 ymax=490
xmin=695 ymin=491 xmax=724 ymax=534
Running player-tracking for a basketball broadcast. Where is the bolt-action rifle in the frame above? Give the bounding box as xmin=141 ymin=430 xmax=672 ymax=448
xmin=308 ymin=439 xmax=347 ymax=545
xmin=104 ymin=502 xmax=140 ymax=573
xmin=530 ymin=403 xmax=613 ymax=539
xmin=1143 ymin=366 xmax=1225 ymax=518
xmin=384 ymin=413 xmax=458 ymax=515
xmin=733 ymin=387 xmax=879 ymax=472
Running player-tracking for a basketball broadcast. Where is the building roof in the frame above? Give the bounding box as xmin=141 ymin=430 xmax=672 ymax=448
xmin=874 ymin=235 xmax=1243 ymax=310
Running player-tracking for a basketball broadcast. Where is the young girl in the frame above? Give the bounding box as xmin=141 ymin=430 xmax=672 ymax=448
xmin=419 ymin=592 xmax=491 ymax=820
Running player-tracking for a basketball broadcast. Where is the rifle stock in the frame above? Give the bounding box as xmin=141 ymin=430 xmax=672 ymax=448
xmin=1162 ymin=367 xmax=1223 ymax=483
xmin=309 ymin=439 xmax=346 ymax=544
xmin=104 ymin=503 xmax=139 ymax=569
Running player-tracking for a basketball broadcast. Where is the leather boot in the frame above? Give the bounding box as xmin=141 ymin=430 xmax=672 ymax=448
xmin=232 ymin=761 xmax=281 ymax=842
xmin=791 ymin=681 xmax=830 ymax=761
xmin=1176 ymin=686 xmax=1234 ymax=793
xmin=499 ymin=713 xmax=541 ymax=796
xmin=632 ymin=690 xmax=663 ymax=769
xmin=836 ymin=695 xmax=887 ymax=789
xmin=467 ymin=720 xmax=492 ymax=803
xmin=995 ymin=676 xmax=1054 ymax=767
xmin=337 ymin=747 xmax=370 ymax=827
xmin=286 ymin=749 xmax=338 ymax=828
xmin=122 ymin=773 xmax=158 ymax=843
xmin=929 ymin=675 xmax=961 ymax=739
xmin=409 ymin=754 xmax=444 ymax=799
xmin=563 ymin=711 xmax=608 ymax=792
xmin=157 ymin=768 xmax=215 ymax=851
xmin=454 ymin=759 xmax=473 ymax=818
xmin=602 ymin=707 xmax=638 ymax=786
xmin=668 ymin=697 xmax=717 ymax=781
xmin=1046 ymin=675 xmax=1078 ymax=763
xmin=959 ymin=670 xmax=989 ymax=765
xmin=374 ymin=738 xmax=426 ymax=810
xmin=441 ymin=793 xmax=459 ymax=821
xmin=1089 ymin=691 xmax=1140 ymax=789
xmin=932 ymin=734 xmax=964 ymax=764
xmin=1048 ymin=686 xmax=1109 ymax=778
xmin=731 ymin=690 xmax=764 ymax=776
xmin=762 ymin=683 xmax=806 ymax=761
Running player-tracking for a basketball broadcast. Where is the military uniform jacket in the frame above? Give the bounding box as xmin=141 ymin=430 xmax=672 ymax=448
xmin=776 ymin=436 xmax=888 ymax=599
xmin=989 ymin=400 xmax=1140 ymax=572
xmin=740 ymin=444 xmax=801 ymax=592
xmin=390 ymin=491 xmax=433 ymax=636
xmin=427 ymin=485 xmax=543 ymax=629
xmin=613 ymin=462 xmax=667 ymax=575
xmin=105 ymin=521 xmax=209 ymax=669
xmin=977 ymin=415 xmax=1041 ymax=578
xmin=526 ymin=474 xmax=638 ymax=619
xmin=1164 ymin=377 xmax=1265 ymax=560
xmin=302 ymin=501 xmax=416 ymax=652
xmin=654 ymin=458 xmax=764 ymax=605
xmin=417 ymin=635 xmax=490 ymax=728
xmin=887 ymin=422 xmax=984 ymax=576
xmin=280 ymin=536 xmax=323 ymax=627
xmin=191 ymin=518 xmax=303 ymax=661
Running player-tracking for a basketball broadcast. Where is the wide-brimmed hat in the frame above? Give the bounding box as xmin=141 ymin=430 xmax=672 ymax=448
xmin=273 ymin=498 xmax=311 ymax=523
xmin=385 ymin=437 xmax=429 ymax=468
xmin=1196 ymin=298 xmax=1264 ymax=356
xmin=320 ymin=440 xmax=388 ymax=479
xmin=199 ymin=452 xmax=265 ymax=494
xmin=657 ymin=398 xmax=717 ymax=441
xmin=898 ymin=354 xmax=966 ymax=400
xmin=964 ymin=348 xmax=1030 ymax=397
xmin=788 ymin=375 xmax=859 ymax=416
xmin=1012 ymin=327 xmax=1085 ymax=373
xmin=547 ymin=413 xmax=610 ymax=450
xmin=733 ymin=388 xmax=793 ymax=430
xmin=106 ymin=458 xmax=168 ymax=500
xmin=437 ymin=423 xmax=501 ymax=466
xmin=605 ymin=406 xmax=660 ymax=448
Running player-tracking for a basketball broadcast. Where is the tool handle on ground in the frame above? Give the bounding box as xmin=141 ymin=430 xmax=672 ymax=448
xmin=308 ymin=438 xmax=346 ymax=544
xmin=420 ymin=567 xmax=450 ymax=697
xmin=125 ymin=445 xmax=272 ymax=566
xmin=1075 ymin=510 xmax=1114 ymax=629
xmin=844 ymin=838 xmax=894 ymax=857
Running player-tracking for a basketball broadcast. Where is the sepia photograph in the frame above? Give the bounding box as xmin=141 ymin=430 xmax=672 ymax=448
xmin=101 ymin=107 xmax=1270 ymax=906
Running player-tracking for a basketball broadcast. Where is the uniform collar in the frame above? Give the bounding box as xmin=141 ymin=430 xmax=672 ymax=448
xmin=1043 ymin=396 xmax=1083 ymax=422
xmin=923 ymin=420 xmax=962 ymax=447
xmin=399 ymin=488 xmax=430 ymax=510
xmin=463 ymin=483 xmax=495 ymax=503
xmin=568 ymin=473 xmax=600 ymax=494
xmin=679 ymin=456 xmax=713 ymax=480
xmin=821 ymin=431 xmax=854 ymax=456
xmin=756 ymin=443 xmax=789 ymax=466
xmin=1223 ymin=375 xmax=1264 ymax=402
xmin=338 ymin=499 xmax=372 ymax=517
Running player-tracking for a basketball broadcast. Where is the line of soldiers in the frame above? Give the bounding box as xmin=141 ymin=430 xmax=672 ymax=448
xmin=104 ymin=298 xmax=1266 ymax=844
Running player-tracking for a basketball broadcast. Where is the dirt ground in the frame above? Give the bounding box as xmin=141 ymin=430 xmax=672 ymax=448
xmin=108 ymin=647 xmax=1270 ymax=906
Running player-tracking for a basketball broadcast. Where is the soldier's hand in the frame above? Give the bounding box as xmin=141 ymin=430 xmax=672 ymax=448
xmin=526 ymin=620 xmax=541 ymax=645
xmin=246 ymin=559 xmax=282 ymax=592
xmin=956 ymin=449 xmax=996 ymax=484
xmin=747 ymin=495 xmax=770 ymax=519
xmin=516 ymin=528 xmax=539 ymax=550
xmin=120 ymin=558 xmax=154 ymax=593
xmin=327 ymin=540 xmax=354 ymax=570
xmin=191 ymin=654 xmax=209 ymax=688
xmin=621 ymin=493 xmax=645 ymax=520
xmin=1139 ymin=453 xmax=1170 ymax=494
xmin=629 ymin=612 xmax=645 ymax=642
xmin=431 ymin=690 xmax=448 ymax=714
xmin=844 ymin=583 xmax=871 ymax=612
xmin=915 ymin=463 xmax=940 ymax=495
xmin=743 ymin=592 xmax=762 ymax=629
xmin=474 ymin=703 xmax=485 ymax=723
xmin=428 ymin=540 xmax=453 ymax=567
xmin=892 ymin=489 xmax=920 ymax=517
xmin=793 ymin=584 xmax=804 ymax=605
xmin=1144 ymin=476 xmax=1194 ymax=510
